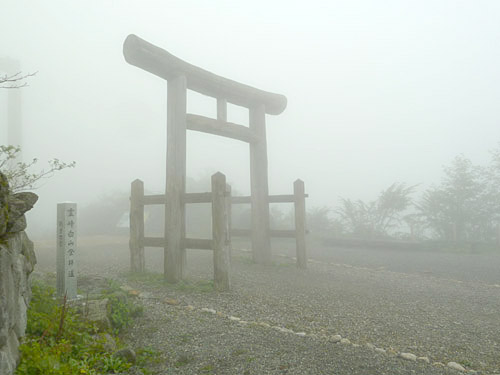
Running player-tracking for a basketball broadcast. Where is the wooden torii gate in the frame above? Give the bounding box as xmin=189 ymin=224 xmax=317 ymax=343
xmin=123 ymin=34 xmax=299 ymax=282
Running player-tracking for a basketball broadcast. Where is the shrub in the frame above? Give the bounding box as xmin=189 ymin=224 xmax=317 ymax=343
xmin=16 ymin=280 xmax=132 ymax=375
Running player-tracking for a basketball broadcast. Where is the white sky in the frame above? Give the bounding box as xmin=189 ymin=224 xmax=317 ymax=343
xmin=1 ymin=0 xmax=500 ymax=234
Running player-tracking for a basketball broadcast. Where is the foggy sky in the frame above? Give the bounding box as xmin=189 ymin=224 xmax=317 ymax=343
xmin=1 ymin=0 xmax=500 ymax=235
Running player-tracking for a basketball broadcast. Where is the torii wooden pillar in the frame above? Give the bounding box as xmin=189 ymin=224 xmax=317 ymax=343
xmin=123 ymin=34 xmax=287 ymax=281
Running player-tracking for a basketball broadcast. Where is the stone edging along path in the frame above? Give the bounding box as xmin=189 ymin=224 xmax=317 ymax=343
xmin=151 ymin=296 xmax=473 ymax=374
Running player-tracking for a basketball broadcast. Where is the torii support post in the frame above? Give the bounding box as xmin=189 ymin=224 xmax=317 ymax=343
xmin=250 ymin=104 xmax=271 ymax=264
xmin=130 ymin=179 xmax=145 ymax=272
xmin=294 ymin=179 xmax=307 ymax=269
xmin=212 ymin=172 xmax=231 ymax=291
xmin=165 ymin=75 xmax=187 ymax=282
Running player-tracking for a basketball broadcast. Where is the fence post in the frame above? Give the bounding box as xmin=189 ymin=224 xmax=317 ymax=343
xmin=294 ymin=179 xmax=307 ymax=269
xmin=130 ymin=179 xmax=145 ymax=272
xmin=225 ymin=183 xmax=232 ymax=264
xmin=212 ymin=172 xmax=231 ymax=291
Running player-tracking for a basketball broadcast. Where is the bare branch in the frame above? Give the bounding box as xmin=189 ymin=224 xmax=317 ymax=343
xmin=0 ymin=71 xmax=38 ymax=89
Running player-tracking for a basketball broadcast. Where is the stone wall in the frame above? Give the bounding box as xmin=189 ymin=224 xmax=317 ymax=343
xmin=0 ymin=173 xmax=37 ymax=375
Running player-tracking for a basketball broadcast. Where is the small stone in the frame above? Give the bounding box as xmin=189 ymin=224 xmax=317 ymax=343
xmin=228 ymin=316 xmax=241 ymax=321
xmin=418 ymin=357 xmax=430 ymax=363
xmin=200 ymin=307 xmax=216 ymax=314
xmin=340 ymin=338 xmax=351 ymax=345
xmin=330 ymin=335 xmax=342 ymax=343
xmin=447 ymin=362 xmax=466 ymax=372
xmin=113 ymin=348 xmax=136 ymax=364
xmin=387 ymin=348 xmax=398 ymax=356
xmin=120 ymin=285 xmax=133 ymax=292
xmin=375 ymin=348 xmax=386 ymax=354
xmin=295 ymin=332 xmax=306 ymax=337
xmin=164 ymin=298 xmax=179 ymax=305
xmin=275 ymin=326 xmax=293 ymax=333
xmin=138 ymin=292 xmax=153 ymax=299
xmin=399 ymin=353 xmax=417 ymax=361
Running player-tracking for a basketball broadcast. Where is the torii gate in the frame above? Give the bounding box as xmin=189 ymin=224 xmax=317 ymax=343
xmin=123 ymin=35 xmax=292 ymax=282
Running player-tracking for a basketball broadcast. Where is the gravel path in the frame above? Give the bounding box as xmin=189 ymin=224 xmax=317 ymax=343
xmin=34 ymin=236 xmax=500 ymax=374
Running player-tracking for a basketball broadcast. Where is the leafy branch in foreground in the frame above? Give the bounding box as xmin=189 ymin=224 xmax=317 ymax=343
xmin=0 ymin=145 xmax=76 ymax=192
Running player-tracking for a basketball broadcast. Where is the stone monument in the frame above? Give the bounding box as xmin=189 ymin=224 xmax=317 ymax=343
xmin=56 ymin=202 xmax=77 ymax=299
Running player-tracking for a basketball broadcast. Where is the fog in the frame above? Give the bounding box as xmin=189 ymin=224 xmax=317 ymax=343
xmin=2 ymin=0 xmax=500 ymax=236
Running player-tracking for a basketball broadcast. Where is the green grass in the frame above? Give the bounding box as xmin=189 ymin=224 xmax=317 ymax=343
xmin=16 ymin=280 xmax=132 ymax=375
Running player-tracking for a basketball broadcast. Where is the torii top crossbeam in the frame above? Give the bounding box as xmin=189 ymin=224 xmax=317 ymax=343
xmin=123 ymin=34 xmax=287 ymax=115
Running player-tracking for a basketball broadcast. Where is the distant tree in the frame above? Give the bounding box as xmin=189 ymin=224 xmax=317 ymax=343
xmin=336 ymin=183 xmax=417 ymax=239
xmin=307 ymin=206 xmax=338 ymax=235
xmin=418 ymin=150 xmax=500 ymax=242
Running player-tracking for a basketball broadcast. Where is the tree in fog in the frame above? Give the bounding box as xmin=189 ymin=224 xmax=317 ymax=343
xmin=336 ymin=183 xmax=416 ymax=239
xmin=419 ymin=146 xmax=500 ymax=242
xmin=307 ymin=207 xmax=340 ymax=236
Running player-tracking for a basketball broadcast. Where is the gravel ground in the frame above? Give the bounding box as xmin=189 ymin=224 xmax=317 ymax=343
xmin=34 ymin=236 xmax=500 ymax=374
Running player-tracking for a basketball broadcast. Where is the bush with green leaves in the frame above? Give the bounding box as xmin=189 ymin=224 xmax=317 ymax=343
xmin=102 ymin=280 xmax=143 ymax=333
xmin=16 ymin=280 xmax=132 ymax=375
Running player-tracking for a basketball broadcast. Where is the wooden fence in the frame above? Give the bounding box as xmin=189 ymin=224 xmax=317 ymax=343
xmin=230 ymin=179 xmax=308 ymax=269
xmin=130 ymin=172 xmax=231 ymax=291
xmin=130 ymin=177 xmax=308 ymax=287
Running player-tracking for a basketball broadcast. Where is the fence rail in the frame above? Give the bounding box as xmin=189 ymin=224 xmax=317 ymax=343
xmin=229 ymin=179 xmax=308 ymax=268
xmin=130 ymin=172 xmax=231 ymax=291
xmin=130 ymin=178 xmax=309 ymax=272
